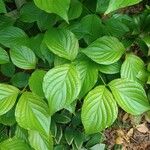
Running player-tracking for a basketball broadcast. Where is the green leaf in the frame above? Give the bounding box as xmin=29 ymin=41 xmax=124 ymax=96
xmin=68 ymin=0 xmax=82 ymax=20
xmin=11 ymin=72 xmax=30 ymax=88
xmin=20 ymin=2 xmax=42 ymax=23
xmin=109 ymin=79 xmax=150 ymax=115
xmin=44 ymin=28 xmax=79 ymax=61
xmin=0 ymin=0 xmax=6 ymax=13
xmin=74 ymin=55 xmax=98 ymax=98
xmin=82 ymin=36 xmax=125 ymax=65
xmin=0 ymin=26 xmax=29 ymax=48
xmin=105 ymin=0 xmax=142 ymax=14
xmin=0 ymin=47 xmax=9 ymax=64
xmin=99 ymin=61 xmax=121 ymax=74
xmin=33 ymin=0 xmax=70 ymax=22
xmin=28 ymin=131 xmax=53 ymax=150
xmin=121 ymin=54 xmax=145 ymax=83
xmin=147 ymin=76 xmax=150 ymax=84
xmin=90 ymin=144 xmax=105 ymax=150
xmin=65 ymin=127 xmax=75 ymax=145
xmin=0 ymin=138 xmax=31 ymax=150
xmin=80 ymin=14 xmax=104 ymax=44
xmin=0 ymin=84 xmax=19 ymax=116
xmin=29 ymin=70 xmax=46 ymax=97
xmin=43 ymin=64 xmax=81 ymax=115
xmin=81 ymin=86 xmax=118 ymax=134
xmin=1 ymin=63 xmax=15 ymax=77
xmin=96 ymin=0 xmax=109 ymax=13
xmin=15 ymin=92 xmax=51 ymax=136
xmin=10 ymin=46 xmax=37 ymax=69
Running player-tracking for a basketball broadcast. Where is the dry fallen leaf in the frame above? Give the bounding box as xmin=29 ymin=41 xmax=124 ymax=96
xmin=136 ymin=123 xmax=149 ymax=133
xmin=115 ymin=137 xmax=124 ymax=144
xmin=122 ymin=113 xmax=129 ymax=122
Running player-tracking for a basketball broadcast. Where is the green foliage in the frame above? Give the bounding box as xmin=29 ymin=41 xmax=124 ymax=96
xmin=0 ymin=0 xmax=150 ymax=149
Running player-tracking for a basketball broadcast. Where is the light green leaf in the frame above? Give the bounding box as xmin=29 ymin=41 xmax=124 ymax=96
xmin=10 ymin=46 xmax=37 ymax=69
xmin=99 ymin=61 xmax=121 ymax=74
xmin=29 ymin=70 xmax=46 ymax=97
xmin=0 ymin=47 xmax=9 ymax=64
xmin=0 ymin=138 xmax=31 ymax=150
xmin=44 ymin=28 xmax=79 ymax=61
xmin=0 ymin=26 xmax=29 ymax=48
xmin=147 ymin=76 xmax=150 ymax=84
xmin=121 ymin=54 xmax=145 ymax=83
xmin=105 ymin=0 xmax=142 ymax=14
xmin=43 ymin=64 xmax=81 ymax=115
xmin=90 ymin=144 xmax=105 ymax=150
xmin=82 ymin=36 xmax=125 ymax=65
xmin=0 ymin=84 xmax=19 ymax=116
xmin=15 ymin=92 xmax=51 ymax=136
xmin=33 ymin=0 xmax=70 ymax=21
xmin=68 ymin=0 xmax=82 ymax=20
xmin=81 ymin=86 xmax=118 ymax=134
xmin=74 ymin=55 xmax=98 ymax=98
xmin=109 ymin=79 xmax=150 ymax=115
xmin=0 ymin=0 xmax=6 ymax=13
xmin=28 ymin=131 xmax=53 ymax=150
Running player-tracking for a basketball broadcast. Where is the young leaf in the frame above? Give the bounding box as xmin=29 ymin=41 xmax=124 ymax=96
xmin=81 ymin=86 xmax=118 ymax=134
xmin=29 ymin=70 xmax=46 ymax=97
xmin=0 ymin=138 xmax=31 ymax=150
xmin=44 ymin=28 xmax=79 ymax=61
xmin=105 ymin=0 xmax=142 ymax=14
xmin=33 ymin=0 xmax=70 ymax=21
xmin=0 ymin=84 xmax=19 ymax=116
xmin=43 ymin=64 xmax=81 ymax=115
xmin=0 ymin=47 xmax=9 ymax=64
xmin=15 ymin=92 xmax=51 ymax=136
xmin=82 ymin=36 xmax=125 ymax=65
xmin=109 ymin=79 xmax=150 ymax=115
xmin=0 ymin=26 xmax=29 ymax=48
xmin=121 ymin=53 xmax=145 ymax=83
xmin=10 ymin=46 xmax=37 ymax=69
xmin=28 ymin=131 xmax=53 ymax=150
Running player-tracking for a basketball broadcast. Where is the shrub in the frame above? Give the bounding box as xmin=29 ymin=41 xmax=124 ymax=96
xmin=0 ymin=0 xmax=150 ymax=149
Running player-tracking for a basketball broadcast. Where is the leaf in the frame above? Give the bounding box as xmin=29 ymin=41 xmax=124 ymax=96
xmin=0 ymin=0 xmax=6 ymax=13
xmin=0 ymin=138 xmax=31 ymax=150
xmin=1 ymin=62 xmax=15 ymax=77
xmin=121 ymin=54 xmax=145 ymax=83
xmin=109 ymin=79 xmax=150 ymax=115
xmin=43 ymin=64 xmax=81 ymax=115
xmin=33 ymin=0 xmax=70 ymax=21
xmin=28 ymin=131 xmax=53 ymax=150
xmin=74 ymin=55 xmax=98 ymax=98
xmin=81 ymin=86 xmax=118 ymax=134
xmin=65 ymin=127 xmax=75 ymax=145
xmin=136 ymin=123 xmax=149 ymax=133
xmin=90 ymin=144 xmax=105 ymax=150
xmin=0 ymin=47 xmax=9 ymax=64
xmin=0 ymin=84 xmax=19 ymax=116
xmin=29 ymin=70 xmax=46 ymax=97
xmin=68 ymin=0 xmax=82 ymax=20
xmin=11 ymin=72 xmax=30 ymax=88
xmin=20 ymin=2 xmax=42 ymax=23
xmin=105 ymin=0 xmax=142 ymax=14
xmin=82 ymin=36 xmax=125 ymax=65
xmin=99 ymin=61 xmax=121 ymax=74
xmin=10 ymin=46 xmax=37 ymax=69
xmin=15 ymin=92 xmax=51 ymax=136
xmin=96 ymin=0 xmax=109 ymax=13
xmin=80 ymin=14 xmax=104 ymax=44
xmin=0 ymin=26 xmax=29 ymax=48
xmin=44 ymin=28 xmax=79 ymax=61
